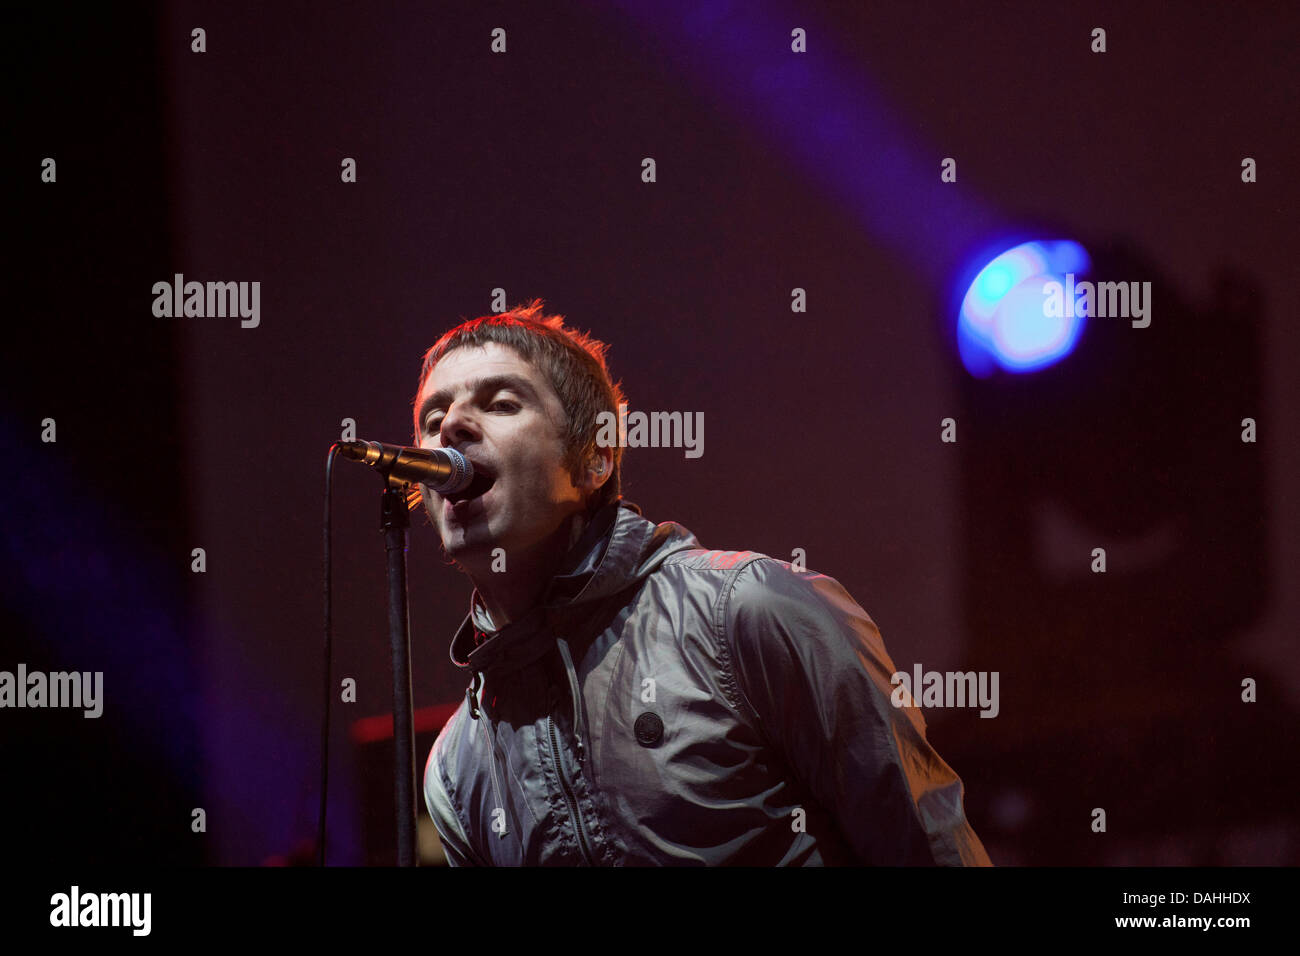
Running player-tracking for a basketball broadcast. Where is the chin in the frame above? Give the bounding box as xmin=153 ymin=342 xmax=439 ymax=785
xmin=441 ymin=513 xmax=513 ymax=564
xmin=439 ymin=527 xmax=492 ymax=559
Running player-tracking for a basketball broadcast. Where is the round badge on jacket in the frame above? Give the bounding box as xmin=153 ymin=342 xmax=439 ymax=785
xmin=633 ymin=712 xmax=664 ymax=746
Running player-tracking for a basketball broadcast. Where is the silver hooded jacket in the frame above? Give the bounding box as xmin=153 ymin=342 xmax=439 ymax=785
xmin=423 ymin=500 xmax=992 ymax=866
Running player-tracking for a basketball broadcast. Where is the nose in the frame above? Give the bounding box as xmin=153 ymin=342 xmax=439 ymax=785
xmin=437 ymin=399 xmax=480 ymax=448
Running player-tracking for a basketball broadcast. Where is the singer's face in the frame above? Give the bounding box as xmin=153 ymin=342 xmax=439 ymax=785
xmin=415 ymin=343 xmax=586 ymax=568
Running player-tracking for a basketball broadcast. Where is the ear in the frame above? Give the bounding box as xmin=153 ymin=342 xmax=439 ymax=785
xmin=581 ymin=444 xmax=615 ymax=494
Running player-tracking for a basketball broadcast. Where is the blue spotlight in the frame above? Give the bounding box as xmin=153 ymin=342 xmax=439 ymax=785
xmin=958 ymin=240 xmax=1091 ymax=376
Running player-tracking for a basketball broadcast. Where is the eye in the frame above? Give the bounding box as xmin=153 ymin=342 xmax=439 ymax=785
xmin=489 ymin=399 xmax=520 ymax=412
xmin=424 ymin=414 xmax=443 ymax=434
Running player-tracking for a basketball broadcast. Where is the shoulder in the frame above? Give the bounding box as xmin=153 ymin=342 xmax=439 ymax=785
xmin=716 ymin=556 xmax=891 ymax=689
xmin=661 ymin=546 xmax=770 ymax=575
xmin=726 ymin=555 xmax=875 ymax=633
xmin=654 ymin=547 xmax=782 ymax=611
xmin=655 ymin=548 xmax=882 ymax=673
xmin=649 ymin=547 xmax=873 ymax=637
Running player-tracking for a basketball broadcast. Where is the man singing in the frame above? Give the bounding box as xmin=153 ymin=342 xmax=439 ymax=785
xmin=417 ymin=299 xmax=991 ymax=866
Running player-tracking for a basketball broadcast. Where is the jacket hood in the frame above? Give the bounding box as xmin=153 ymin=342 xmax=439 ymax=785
xmin=448 ymin=499 xmax=700 ymax=676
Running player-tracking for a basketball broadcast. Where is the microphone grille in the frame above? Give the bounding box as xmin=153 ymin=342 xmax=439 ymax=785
xmin=439 ymin=447 xmax=474 ymax=494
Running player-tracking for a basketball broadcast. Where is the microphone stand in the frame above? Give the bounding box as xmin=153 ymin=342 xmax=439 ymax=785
xmin=336 ymin=441 xmax=467 ymax=865
xmin=379 ymin=480 xmax=418 ymax=866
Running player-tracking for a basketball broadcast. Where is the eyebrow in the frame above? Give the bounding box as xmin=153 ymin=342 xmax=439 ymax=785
xmin=416 ymin=373 xmax=539 ymax=433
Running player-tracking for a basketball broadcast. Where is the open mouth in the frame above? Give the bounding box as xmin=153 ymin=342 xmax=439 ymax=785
xmin=444 ymin=470 xmax=496 ymax=505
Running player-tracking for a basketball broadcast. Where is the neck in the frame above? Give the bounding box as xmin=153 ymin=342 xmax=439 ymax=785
xmin=469 ymin=511 xmax=589 ymax=628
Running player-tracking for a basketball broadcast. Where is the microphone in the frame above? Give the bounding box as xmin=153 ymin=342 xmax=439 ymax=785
xmin=337 ymin=440 xmax=474 ymax=494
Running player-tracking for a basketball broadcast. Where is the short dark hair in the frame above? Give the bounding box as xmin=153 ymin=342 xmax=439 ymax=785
xmin=412 ymin=299 xmax=626 ymax=513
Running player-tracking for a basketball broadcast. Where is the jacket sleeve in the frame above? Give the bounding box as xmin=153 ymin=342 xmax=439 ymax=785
xmin=723 ymin=557 xmax=992 ymax=866
xmin=423 ymin=721 xmax=486 ymax=867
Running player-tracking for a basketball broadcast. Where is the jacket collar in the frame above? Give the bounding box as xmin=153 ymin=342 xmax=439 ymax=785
xmin=447 ymin=499 xmax=696 ymax=676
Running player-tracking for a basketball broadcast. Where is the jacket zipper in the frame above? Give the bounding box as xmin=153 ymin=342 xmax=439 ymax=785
xmin=547 ymin=713 xmax=596 ymax=866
